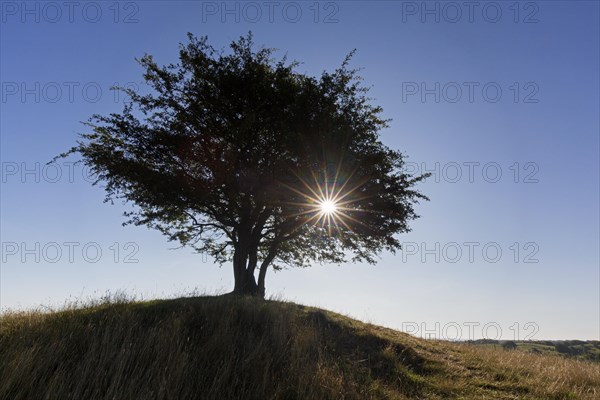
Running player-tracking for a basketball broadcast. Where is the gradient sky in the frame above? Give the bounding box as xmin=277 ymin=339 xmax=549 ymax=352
xmin=1 ymin=1 xmax=598 ymax=340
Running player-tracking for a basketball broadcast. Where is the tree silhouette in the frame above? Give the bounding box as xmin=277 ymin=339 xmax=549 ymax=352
xmin=502 ymin=341 xmax=517 ymax=351
xmin=59 ymin=33 xmax=429 ymax=297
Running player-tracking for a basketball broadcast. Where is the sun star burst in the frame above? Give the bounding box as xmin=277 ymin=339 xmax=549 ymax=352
xmin=277 ymin=161 xmax=374 ymax=239
xmin=319 ymin=199 xmax=338 ymax=215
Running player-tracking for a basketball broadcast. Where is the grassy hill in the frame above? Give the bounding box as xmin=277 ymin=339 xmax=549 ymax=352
xmin=1 ymin=296 xmax=598 ymax=400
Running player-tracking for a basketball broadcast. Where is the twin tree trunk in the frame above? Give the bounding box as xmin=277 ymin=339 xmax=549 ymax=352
xmin=231 ymin=241 xmax=276 ymax=298
xmin=231 ymin=214 xmax=281 ymax=297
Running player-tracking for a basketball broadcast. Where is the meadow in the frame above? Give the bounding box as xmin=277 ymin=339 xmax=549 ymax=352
xmin=1 ymin=295 xmax=598 ymax=399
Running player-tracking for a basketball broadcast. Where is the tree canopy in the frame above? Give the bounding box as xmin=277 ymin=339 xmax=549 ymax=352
xmin=59 ymin=33 xmax=429 ymax=297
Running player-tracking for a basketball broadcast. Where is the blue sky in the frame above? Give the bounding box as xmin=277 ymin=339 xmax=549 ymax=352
xmin=1 ymin=1 xmax=598 ymax=340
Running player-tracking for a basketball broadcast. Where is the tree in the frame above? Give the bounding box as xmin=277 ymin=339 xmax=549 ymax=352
xmin=58 ymin=33 xmax=429 ymax=297
xmin=501 ymin=341 xmax=517 ymax=351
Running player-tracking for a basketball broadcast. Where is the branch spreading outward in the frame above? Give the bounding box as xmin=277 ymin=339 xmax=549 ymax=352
xmin=55 ymin=32 xmax=429 ymax=297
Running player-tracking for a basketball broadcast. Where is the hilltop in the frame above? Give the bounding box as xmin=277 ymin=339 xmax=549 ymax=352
xmin=1 ymin=296 xmax=598 ymax=399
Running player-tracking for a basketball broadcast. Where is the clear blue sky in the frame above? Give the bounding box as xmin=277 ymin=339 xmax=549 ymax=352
xmin=1 ymin=1 xmax=598 ymax=340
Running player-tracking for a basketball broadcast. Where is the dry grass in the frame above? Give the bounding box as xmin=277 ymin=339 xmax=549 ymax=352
xmin=454 ymin=343 xmax=600 ymax=399
xmin=1 ymin=295 xmax=598 ymax=399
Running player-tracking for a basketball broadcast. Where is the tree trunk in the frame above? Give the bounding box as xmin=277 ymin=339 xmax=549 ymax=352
xmin=257 ymin=247 xmax=277 ymax=298
xmin=232 ymin=269 xmax=260 ymax=296
xmin=257 ymin=264 xmax=268 ymax=298
xmin=232 ymin=245 xmax=262 ymax=297
xmin=231 ymin=237 xmax=278 ymax=298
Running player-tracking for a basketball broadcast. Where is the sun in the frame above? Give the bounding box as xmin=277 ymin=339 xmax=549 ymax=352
xmin=319 ymin=199 xmax=338 ymax=215
xmin=277 ymin=161 xmax=369 ymax=237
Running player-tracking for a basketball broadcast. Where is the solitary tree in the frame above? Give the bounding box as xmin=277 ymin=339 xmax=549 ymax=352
xmin=59 ymin=33 xmax=429 ymax=297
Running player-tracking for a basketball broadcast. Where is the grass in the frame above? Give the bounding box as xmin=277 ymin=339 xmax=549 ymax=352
xmin=469 ymin=340 xmax=600 ymax=363
xmin=1 ymin=295 xmax=599 ymax=399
